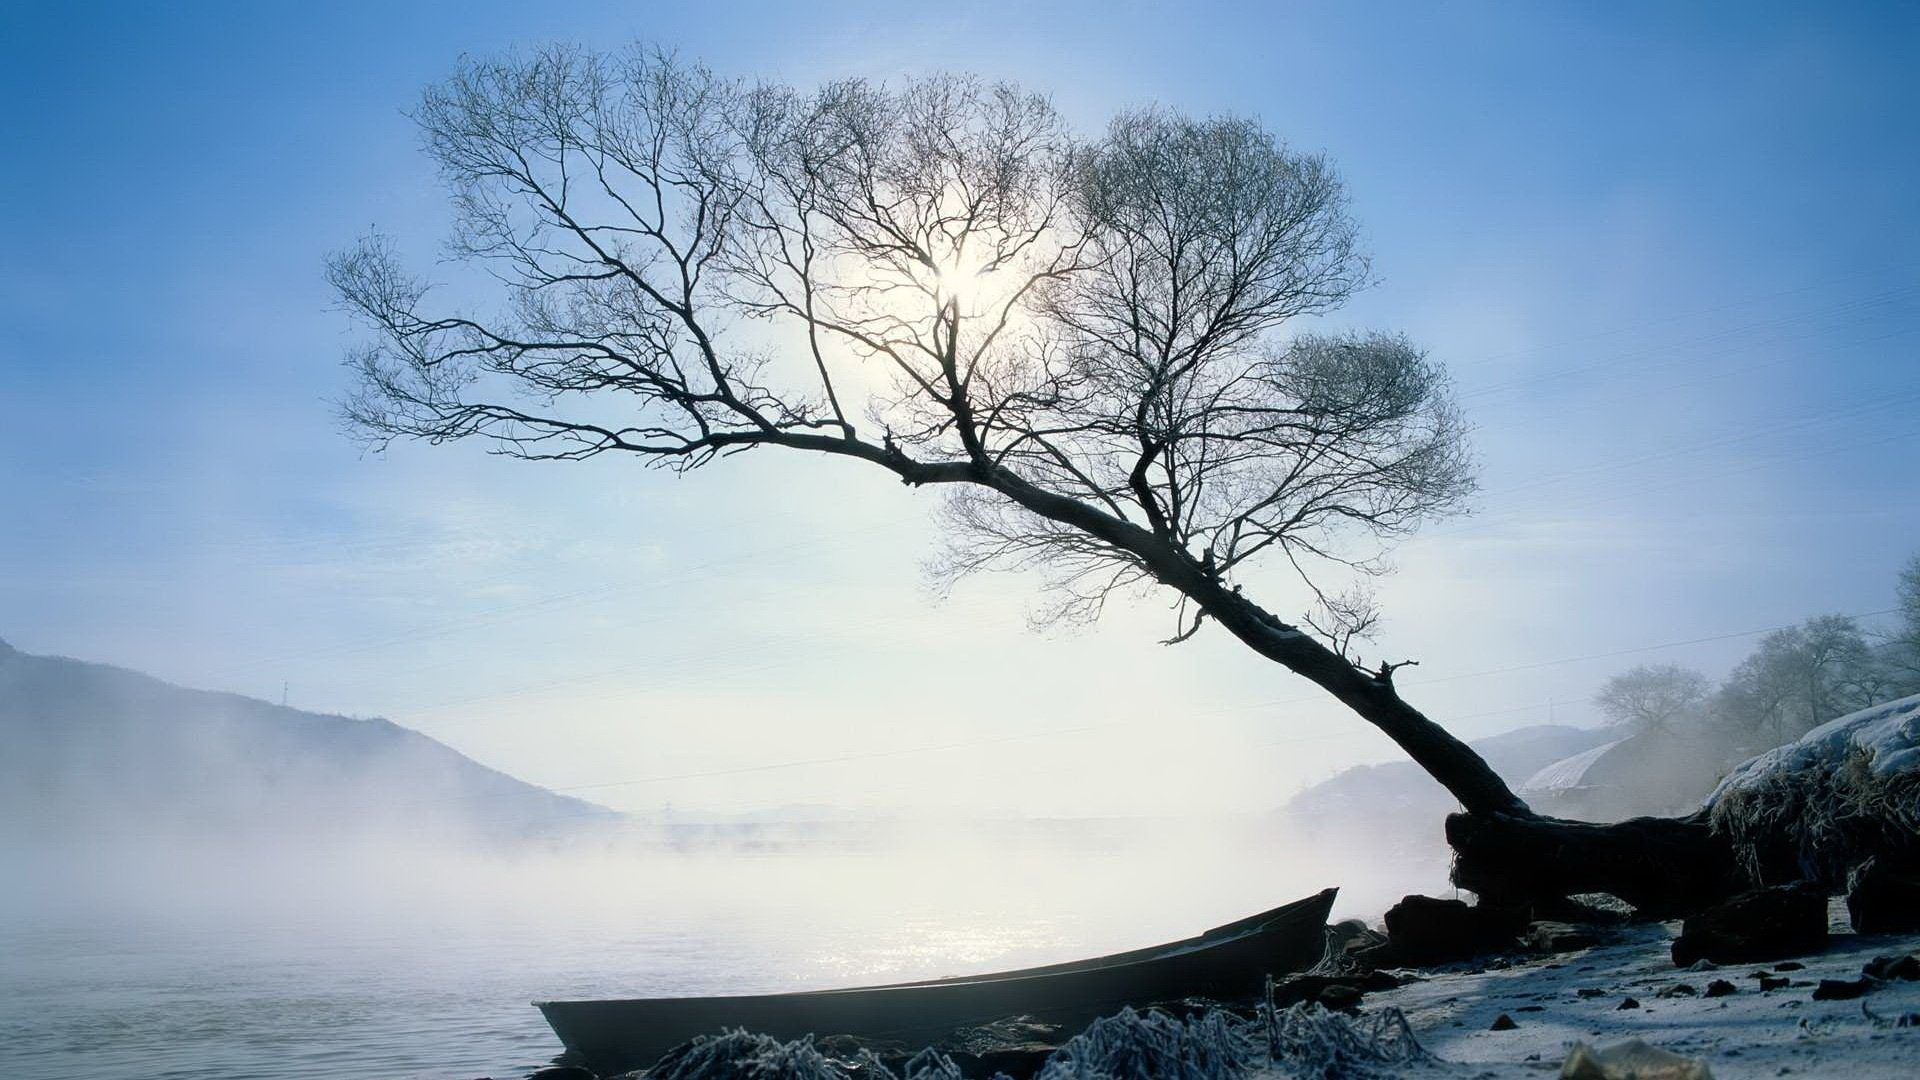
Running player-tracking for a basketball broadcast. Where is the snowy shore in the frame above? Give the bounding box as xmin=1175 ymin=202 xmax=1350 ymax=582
xmin=1363 ymin=897 xmax=1920 ymax=1079
xmin=534 ymin=898 xmax=1917 ymax=1080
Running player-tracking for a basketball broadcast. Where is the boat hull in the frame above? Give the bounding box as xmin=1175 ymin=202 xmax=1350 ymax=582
xmin=536 ymin=887 xmax=1336 ymax=1075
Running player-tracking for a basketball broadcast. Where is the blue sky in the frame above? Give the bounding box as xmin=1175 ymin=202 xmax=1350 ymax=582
xmin=2 ymin=1 xmax=1916 ymax=817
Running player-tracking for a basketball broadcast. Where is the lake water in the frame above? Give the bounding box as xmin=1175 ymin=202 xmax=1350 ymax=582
xmin=0 ymin=833 xmax=1418 ymax=1080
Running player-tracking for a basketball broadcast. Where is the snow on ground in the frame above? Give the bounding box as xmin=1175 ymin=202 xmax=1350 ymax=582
xmin=1361 ymin=898 xmax=1920 ymax=1079
xmin=612 ymin=901 xmax=1918 ymax=1079
xmin=1710 ymin=693 xmax=1920 ymax=800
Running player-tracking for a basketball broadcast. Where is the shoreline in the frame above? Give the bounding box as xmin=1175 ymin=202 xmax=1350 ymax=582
xmin=1357 ymin=897 xmax=1920 ymax=1078
xmin=517 ymin=899 xmax=1920 ymax=1079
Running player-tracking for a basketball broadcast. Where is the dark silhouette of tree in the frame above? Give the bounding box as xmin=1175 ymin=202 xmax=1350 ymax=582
xmin=1593 ymin=664 xmax=1710 ymax=735
xmin=333 ymin=47 xmax=1743 ymax=914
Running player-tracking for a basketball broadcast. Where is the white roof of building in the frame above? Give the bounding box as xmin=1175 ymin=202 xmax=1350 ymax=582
xmin=1520 ymin=738 xmax=1628 ymax=794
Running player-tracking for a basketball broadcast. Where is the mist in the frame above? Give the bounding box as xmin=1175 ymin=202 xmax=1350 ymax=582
xmin=6 ymin=4 xmax=1918 ymax=1079
xmin=0 ymin=809 xmax=1446 ymax=1080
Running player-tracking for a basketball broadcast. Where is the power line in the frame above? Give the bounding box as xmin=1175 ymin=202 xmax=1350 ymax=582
xmin=1459 ymin=261 xmax=1919 ymax=372
xmin=1456 ymin=283 xmax=1918 ymax=400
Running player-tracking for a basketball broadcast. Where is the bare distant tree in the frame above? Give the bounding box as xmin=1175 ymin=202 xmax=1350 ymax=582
xmin=1892 ymin=553 xmax=1920 ymax=685
xmin=1594 ymin=664 xmax=1710 ymax=735
xmin=1901 ymin=555 xmax=1920 ymax=636
xmin=1718 ymin=616 xmax=1879 ymax=745
xmin=332 ymin=46 xmax=1737 ymax=912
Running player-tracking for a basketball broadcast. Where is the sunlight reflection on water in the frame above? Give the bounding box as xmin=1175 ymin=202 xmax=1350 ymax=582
xmin=0 ymin=835 xmax=1394 ymax=1079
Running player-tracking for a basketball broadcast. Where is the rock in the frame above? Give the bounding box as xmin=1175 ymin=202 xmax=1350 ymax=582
xmin=1560 ymin=1038 xmax=1714 ymax=1079
xmin=1657 ymin=983 xmax=1698 ymax=998
xmin=1754 ymin=974 xmax=1790 ymax=991
xmin=1357 ymin=969 xmax=1405 ymax=990
xmin=1771 ymin=961 xmax=1804 ymax=971
xmin=1266 ymin=971 xmax=1398 ymax=1009
xmin=1577 ymin=987 xmax=1608 ymax=999
xmin=1382 ymin=894 xmax=1527 ymax=965
xmin=527 ymin=1068 xmax=596 ymax=1080
xmin=942 ymin=1044 xmax=1056 ymax=1078
xmin=1317 ymin=983 xmax=1364 ymax=1011
xmin=1847 ymin=857 xmax=1920 ymax=934
xmin=1326 ymin=917 xmax=1391 ymax=965
xmin=1670 ymin=882 xmax=1828 ymax=967
xmin=1329 ymin=917 xmax=1387 ymax=955
xmin=1544 ymin=893 xmax=1639 ymax=925
xmin=1703 ymin=979 xmax=1738 ymax=997
xmin=1617 ymin=996 xmax=1641 ymax=1010
xmin=1345 ymin=939 xmax=1399 ymax=968
xmin=927 ymin=1016 xmax=1064 ymax=1078
xmin=1812 ymin=977 xmax=1874 ymax=1000
xmin=1686 ymin=959 xmax=1718 ymax=972
xmin=1863 ymin=954 xmax=1920 ymax=981
xmin=1528 ymin=921 xmax=1601 ymax=953
xmin=1491 ymin=1012 xmax=1518 ymax=1030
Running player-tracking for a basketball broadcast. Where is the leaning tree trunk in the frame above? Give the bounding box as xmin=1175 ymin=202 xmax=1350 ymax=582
xmin=1197 ymin=580 xmax=1747 ymax=917
xmin=1192 ymin=579 xmax=1530 ymax=817
xmin=991 ymin=471 xmax=1751 ymax=918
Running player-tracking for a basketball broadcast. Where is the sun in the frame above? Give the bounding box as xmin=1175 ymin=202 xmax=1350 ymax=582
xmin=931 ymin=247 xmax=994 ymax=314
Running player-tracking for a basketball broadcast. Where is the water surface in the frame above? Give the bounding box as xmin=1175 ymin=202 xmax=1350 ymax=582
xmin=2 ymin=833 xmax=1388 ymax=1079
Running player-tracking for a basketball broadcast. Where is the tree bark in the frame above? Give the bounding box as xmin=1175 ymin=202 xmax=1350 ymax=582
xmin=1203 ymin=588 xmax=1533 ymax=818
xmin=1447 ymin=809 xmax=1742 ymax=918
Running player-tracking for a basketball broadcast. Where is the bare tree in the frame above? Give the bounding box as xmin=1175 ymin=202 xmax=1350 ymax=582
xmin=332 ymin=47 xmax=1736 ymax=913
xmin=1901 ymin=555 xmax=1920 ymax=640
xmin=1718 ymin=616 xmax=1879 ymax=746
xmin=1593 ymin=664 xmax=1710 ymax=735
xmin=1890 ymin=553 xmax=1920 ymax=686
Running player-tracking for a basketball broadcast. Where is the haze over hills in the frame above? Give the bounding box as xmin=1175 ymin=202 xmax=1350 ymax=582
xmin=0 ymin=636 xmax=618 ymax=847
xmin=0 ymin=630 xmax=1635 ymax=871
xmin=1277 ymin=724 xmax=1616 ymax=894
xmin=1284 ymin=724 xmax=1618 ymax=826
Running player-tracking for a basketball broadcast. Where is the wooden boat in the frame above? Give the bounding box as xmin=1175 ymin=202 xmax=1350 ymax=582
xmin=536 ymin=887 xmax=1337 ymax=1075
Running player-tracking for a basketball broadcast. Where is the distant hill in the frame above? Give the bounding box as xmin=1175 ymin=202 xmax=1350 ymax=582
xmin=0 ymin=637 xmax=617 ymax=846
xmin=1276 ymin=724 xmax=1616 ymax=896
xmin=1285 ymin=724 xmax=1617 ymax=824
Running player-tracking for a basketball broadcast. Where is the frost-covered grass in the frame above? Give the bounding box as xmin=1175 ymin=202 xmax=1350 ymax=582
xmin=1707 ymin=693 xmax=1920 ymax=885
xmin=635 ymin=1000 xmax=1431 ymax=1080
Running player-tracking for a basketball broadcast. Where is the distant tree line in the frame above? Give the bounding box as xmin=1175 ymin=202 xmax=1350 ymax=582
xmin=1594 ymin=552 xmax=1920 ymax=752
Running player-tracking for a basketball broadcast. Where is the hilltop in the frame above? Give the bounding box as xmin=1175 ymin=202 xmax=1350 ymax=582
xmin=0 ymin=639 xmax=616 ymax=847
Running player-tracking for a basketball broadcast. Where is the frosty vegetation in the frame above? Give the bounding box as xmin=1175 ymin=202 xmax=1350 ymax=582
xmin=1707 ymin=691 xmax=1920 ymax=887
xmin=642 ymin=1002 xmax=1431 ymax=1080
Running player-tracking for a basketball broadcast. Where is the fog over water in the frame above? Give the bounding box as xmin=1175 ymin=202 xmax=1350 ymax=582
xmin=0 ymin=827 xmax=1434 ymax=1080
xmin=3 ymin=5 xmax=1916 ymax=1080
